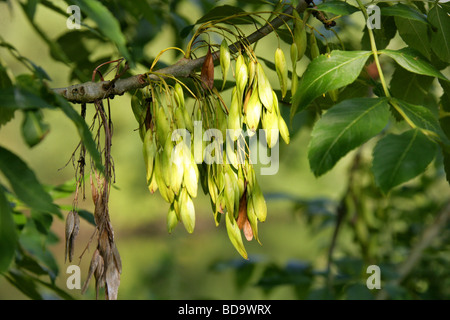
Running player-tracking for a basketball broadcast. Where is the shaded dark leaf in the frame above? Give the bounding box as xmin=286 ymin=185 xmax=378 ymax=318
xmin=0 ymin=146 xmax=60 ymax=216
xmin=195 ymin=5 xmax=255 ymax=25
xmin=0 ymin=186 xmax=18 ymax=273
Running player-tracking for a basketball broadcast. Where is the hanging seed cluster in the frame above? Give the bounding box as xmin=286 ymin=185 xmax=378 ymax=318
xmin=130 ymin=44 xmax=293 ymax=259
xmin=126 ymin=5 xmax=328 ymax=258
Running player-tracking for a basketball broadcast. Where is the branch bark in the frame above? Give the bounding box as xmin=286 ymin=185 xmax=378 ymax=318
xmin=52 ymin=1 xmax=308 ymax=104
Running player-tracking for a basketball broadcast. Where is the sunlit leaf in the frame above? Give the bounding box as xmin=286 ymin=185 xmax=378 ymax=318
xmin=381 ymin=3 xmax=428 ymax=24
xmin=308 ymin=98 xmax=390 ymax=176
xmin=380 ymin=48 xmax=448 ymax=80
xmin=290 ymin=50 xmax=372 ymax=120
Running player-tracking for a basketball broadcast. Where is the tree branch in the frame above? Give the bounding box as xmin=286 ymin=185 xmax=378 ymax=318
xmin=52 ymin=1 xmax=308 ymax=104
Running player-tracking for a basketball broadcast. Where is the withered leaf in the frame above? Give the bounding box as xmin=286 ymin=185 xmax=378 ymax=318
xmin=68 ymin=212 xmax=80 ymax=262
xmin=105 ymin=259 xmax=120 ymax=300
xmin=201 ymin=47 xmax=214 ymax=90
xmin=90 ymin=174 xmax=98 ymax=205
xmin=82 ymin=249 xmax=101 ymax=295
xmin=94 ymin=254 xmax=105 ymax=300
xmin=98 ymin=230 xmax=111 ymax=259
xmin=64 ymin=211 xmax=75 ymax=262
xmin=112 ymin=243 xmax=122 ymax=274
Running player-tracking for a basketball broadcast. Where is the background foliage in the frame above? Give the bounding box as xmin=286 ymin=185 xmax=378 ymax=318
xmin=0 ymin=0 xmax=449 ymax=300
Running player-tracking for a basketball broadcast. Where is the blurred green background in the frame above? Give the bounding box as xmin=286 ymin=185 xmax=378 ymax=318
xmin=0 ymin=0 xmax=449 ymax=300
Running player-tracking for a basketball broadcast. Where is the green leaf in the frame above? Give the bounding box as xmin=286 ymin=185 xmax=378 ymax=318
xmin=31 ymin=210 xmax=53 ymax=235
xmin=71 ymin=0 xmax=133 ymax=66
xmin=180 ymin=24 xmax=195 ymax=38
xmin=5 ymin=270 xmax=43 ymax=300
xmin=428 ymin=4 xmax=450 ymax=63
xmin=19 ymin=220 xmax=59 ymax=282
xmin=54 ymin=31 xmax=93 ymax=64
xmin=312 ymin=1 xmax=358 ymax=15
xmin=21 ymin=110 xmax=50 ymax=148
xmin=290 ymin=50 xmax=372 ymax=120
xmin=314 ymin=80 xmax=372 ymax=111
xmin=390 ymin=67 xmax=433 ymax=105
xmin=439 ymin=78 xmax=450 ymax=112
xmin=0 ymin=63 xmax=14 ymax=126
xmin=0 ymin=146 xmax=60 ymax=216
xmin=395 ymin=16 xmax=431 ymax=60
xmin=78 ymin=209 xmax=96 ymax=226
xmin=443 ymin=149 xmax=450 ymax=185
xmin=0 ymin=59 xmax=12 ymax=88
xmin=0 ymin=86 xmax=57 ymax=110
xmin=308 ymin=97 xmax=390 ymax=176
xmin=0 ymin=106 xmax=14 ymax=127
xmin=380 ymin=48 xmax=448 ymax=81
xmin=372 ymin=129 xmax=437 ymax=193
xmin=0 ymin=186 xmax=18 ymax=273
xmin=23 ymin=0 xmax=39 ymax=21
xmin=393 ymin=98 xmax=450 ymax=145
xmin=45 ymin=179 xmax=77 ymax=200
xmin=0 ymin=83 xmax=102 ymax=172
xmin=381 ymin=3 xmax=428 ymax=24
xmin=15 ymin=248 xmax=51 ymax=277
xmin=195 ymin=5 xmax=255 ymax=25
xmin=34 ymin=277 xmax=75 ymax=300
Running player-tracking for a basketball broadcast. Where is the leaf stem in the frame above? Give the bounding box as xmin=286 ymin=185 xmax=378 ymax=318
xmin=355 ymin=0 xmax=390 ymax=98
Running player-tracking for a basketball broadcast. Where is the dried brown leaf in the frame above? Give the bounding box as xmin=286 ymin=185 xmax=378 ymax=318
xmin=105 ymin=257 xmax=120 ymax=300
xmin=112 ymin=243 xmax=122 ymax=274
xmin=81 ymin=249 xmax=100 ymax=295
xmin=201 ymin=47 xmax=214 ymax=90
xmin=64 ymin=211 xmax=75 ymax=262
xmin=90 ymin=174 xmax=98 ymax=205
xmin=68 ymin=212 xmax=80 ymax=262
xmin=236 ymin=192 xmax=248 ymax=230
